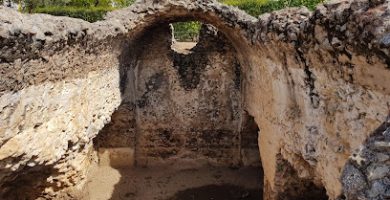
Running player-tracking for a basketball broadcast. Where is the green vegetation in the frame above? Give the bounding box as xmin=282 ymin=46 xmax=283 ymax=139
xmin=172 ymin=0 xmax=325 ymax=41
xmin=172 ymin=21 xmax=202 ymax=42
xmin=221 ymin=0 xmax=269 ymax=16
xmin=1 ymin=0 xmax=135 ymax=22
xmin=3 ymin=0 xmax=324 ymax=38
xmin=220 ymin=0 xmax=324 ymax=16
xmin=33 ymin=6 xmax=115 ymax=22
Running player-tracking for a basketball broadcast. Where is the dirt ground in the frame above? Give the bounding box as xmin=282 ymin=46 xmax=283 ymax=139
xmin=171 ymin=42 xmax=197 ymax=54
xmin=83 ymin=164 xmax=263 ymax=200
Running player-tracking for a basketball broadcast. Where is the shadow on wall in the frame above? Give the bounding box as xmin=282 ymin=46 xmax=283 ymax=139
xmin=90 ymin=21 xmax=264 ymax=200
xmin=0 ymin=161 xmax=62 ymax=199
xmin=272 ymin=154 xmax=328 ymax=200
xmin=93 ymin=21 xmax=260 ymax=168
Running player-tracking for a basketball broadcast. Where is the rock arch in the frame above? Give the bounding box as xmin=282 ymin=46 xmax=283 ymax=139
xmin=104 ymin=0 xmax=260 ymax=85
xmin=0 ymin=0 xmax=390 ymax=199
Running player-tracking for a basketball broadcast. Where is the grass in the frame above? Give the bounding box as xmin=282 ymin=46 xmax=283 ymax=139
xmin=30 ymin=0 xmax=325 ymax=39
xmin=32 ymin=6 xmax=115 ymax=22
xmin=220 ymin=0 xmax=270 ymax=16
xmin=220 ymin=0 xmax=324 ymax=17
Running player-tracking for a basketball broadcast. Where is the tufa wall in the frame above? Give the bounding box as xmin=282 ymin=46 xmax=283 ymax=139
xmin=94 ymin=24 xmax=261 ymax=168
xmin=0 ymin=0 xmax=390 ymax=199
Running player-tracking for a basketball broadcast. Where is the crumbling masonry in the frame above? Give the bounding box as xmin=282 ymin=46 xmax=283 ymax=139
xmin=0 ymin=0 xmax=390 ymax=199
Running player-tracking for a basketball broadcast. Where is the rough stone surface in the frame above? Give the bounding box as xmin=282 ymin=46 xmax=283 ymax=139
xmin=341 ymin=112 xmax=390 ymax=200
xmin=94 ymin=24 xmax=260 ymax=167
xmin=0 ymin=0 xmax=390 ymax=199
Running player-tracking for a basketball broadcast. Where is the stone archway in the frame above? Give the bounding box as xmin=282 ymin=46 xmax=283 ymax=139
xmin=90 ymin=19 xmax=264 ymax=199
xmin=92 ymin=2 xmax=267 ymax=193
xmin=93 ymin=22 xmax=254 ymax=164
xmin=1 ymin=0 xmax=390 ymax=199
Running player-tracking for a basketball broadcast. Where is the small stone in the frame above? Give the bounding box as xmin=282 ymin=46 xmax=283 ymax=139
xmin=27 ymin=161 xmax=36 ymax=167
xmin=342 ymin=164 xmax=368 ymax=195
xmin=340 ymin=24 xmax=347 ymax=32
xmin=288 ymin=32 xmax=298 ymax=41
xmin=9 ymin=27 xmax=21 ymax=36
xmin=369 ymin=0 xmax=386 ymax=7
xmin=380 ymin=34 xmax=390 ymax=48
xmin=331 ymin=37 xmax=344 ymax=50
xmin=375 ymin=153 xmax=390 ymax=162
xmin=350 ymin=148 xmax=366 ymax=166
xmin=368 ymin=164 xmax=389 ymax=181
xmin=374 ymin=141 xmax=390 ymax=150
xmin=368 ymin=180 xmax=388 ymax=198
xmin=383 ymin=127 xmax=390 ymax=141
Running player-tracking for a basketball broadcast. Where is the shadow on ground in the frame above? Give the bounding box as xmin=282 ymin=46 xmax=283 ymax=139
xmin=167 ymin=184 xmax=262 ymax=200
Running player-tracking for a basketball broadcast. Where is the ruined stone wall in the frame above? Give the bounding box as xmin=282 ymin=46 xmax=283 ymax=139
xmin=0 ymin=10 xmax=126 ymax=199
xmin=0 ymin=0 xmax=390 ymax=199
xmin=243 ymin=2 xmax=390 ymax=198
xmin=94 ymin=24 xmax=260 ymax=168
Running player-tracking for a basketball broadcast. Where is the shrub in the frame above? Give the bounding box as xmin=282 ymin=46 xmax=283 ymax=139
xmin=220 ymin=0 xmax=269 ymax=16
xmin=31 ymin=0 xmax=324 ymax=37
xmin=172 ymin=0 xmax=325 ymax=42
xmin=220 ymin=0 xmax=325 ymax=17
xmin=173 ymin=21 xmax=202 ymax=42
xmin=26 ymin=0 xmax=135 ymax=22
xmin=32 ymin=6 xmax=115 ymax=22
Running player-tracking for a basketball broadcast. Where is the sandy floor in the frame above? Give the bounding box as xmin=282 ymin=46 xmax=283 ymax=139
xmin=83 ymin=164 xmax=263 ymax=200
xmin=171 ymin=42 xmax=197 ymax=54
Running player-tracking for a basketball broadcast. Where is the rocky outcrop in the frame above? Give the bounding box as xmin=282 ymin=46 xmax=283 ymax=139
xmin=0 ymin=0 xmax=390 ymax=199
xmin=341 ymin=111 xmax=390 ymax=200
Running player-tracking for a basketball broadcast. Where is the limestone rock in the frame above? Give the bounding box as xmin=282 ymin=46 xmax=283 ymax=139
xmin=1 ymin=0 xmax=390 ymax=199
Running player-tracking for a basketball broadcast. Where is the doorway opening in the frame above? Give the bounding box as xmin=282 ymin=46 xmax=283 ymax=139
xmin=171 ymin=21 xmax=201 ymax=54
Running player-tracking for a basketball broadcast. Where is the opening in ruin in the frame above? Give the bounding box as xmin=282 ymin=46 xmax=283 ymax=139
xmin=171 ymin=21 xmax=201 ymax=54
xmin=274 ymin=154 xmax=329 ymax=200
xmin=87 ymin=20 xmax=264 ymax=200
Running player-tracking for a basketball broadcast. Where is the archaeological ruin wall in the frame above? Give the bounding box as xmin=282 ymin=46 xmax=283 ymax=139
xmin=0 ymin=0 xmax=390 ymax=199
xmin=93 ymin=23 xmax=260 ymax=168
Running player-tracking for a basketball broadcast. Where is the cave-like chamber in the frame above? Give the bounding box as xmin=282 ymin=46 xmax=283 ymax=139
xmin=90 ymin=21 xmax=264 ymax=200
